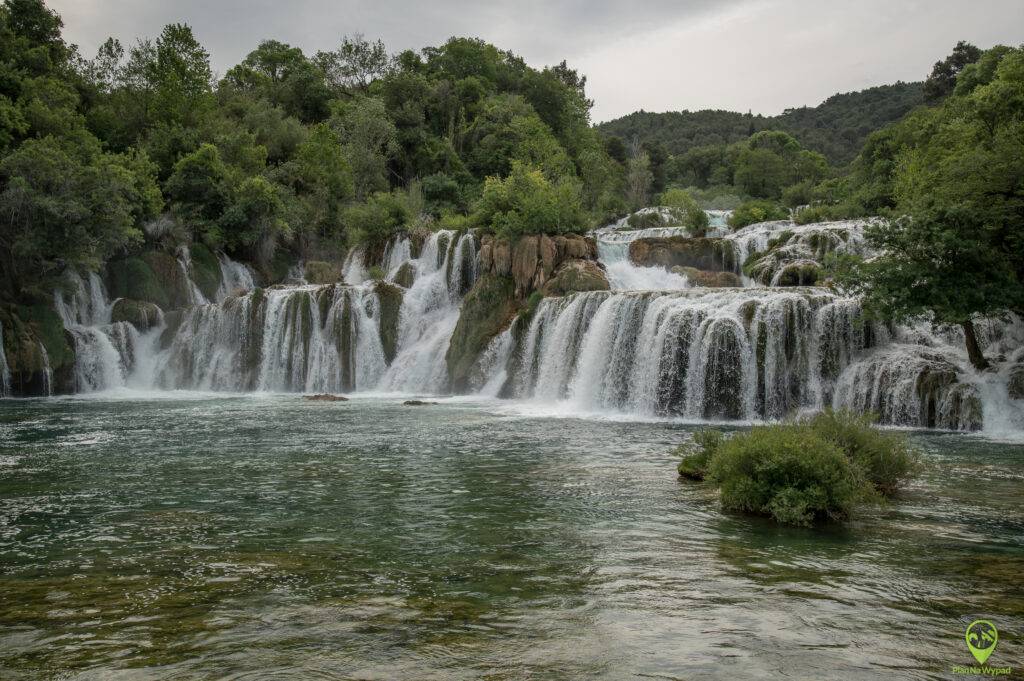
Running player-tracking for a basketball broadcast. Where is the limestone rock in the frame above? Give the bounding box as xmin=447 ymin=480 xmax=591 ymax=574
xmin=111 ymin=299 xmax=163 ymax=331
xmin=445 ymin=274 xmax=518 ymax=393
xmin=541 ymin=260 xmax=611 ymax=297
xmin=629 ymin=237 xmax=736 ymax=272
xmin=672 ymin=267 xmax=742 ymax=288
xmin=403 ymin=399 xmax=438 ymax=406
xmin=305 ymin=260 xmax=343 ymax=285
xmin=392 ymin=261 xmax=416 ymax=288
xmin=305 ymin=394 xmax=349 ymax=402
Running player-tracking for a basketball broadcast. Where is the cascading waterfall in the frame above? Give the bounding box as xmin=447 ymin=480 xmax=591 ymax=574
xmin=155 ymin=230 xmax=477 ymax=395
xmin=376 ymin=230 xmax=476 ymax=392
xmin=0 ymin=320 xmax=11 ymax=397
xmin=216 ymin=253 xmax=256 ymax=302
xmin=593 ymin=227 xmax=691 ymax=291
xmin=54 ymin=271 xmax=151 ymax=392
xmin=504 ymin=289 xmax=876 ymax=421
xmin=176 ymin=246 xmax=210 ymax=306
xmin=158 ymin=284 xmax=387 ymax=393
xmin=16 ymin=214 xmax=1022 ymax=435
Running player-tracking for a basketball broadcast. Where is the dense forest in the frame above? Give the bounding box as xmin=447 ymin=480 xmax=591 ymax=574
xmin=596 ymin=82 xmax=925 ymax=165
xmin=0 ymin=0 xmax=1021 ymax=374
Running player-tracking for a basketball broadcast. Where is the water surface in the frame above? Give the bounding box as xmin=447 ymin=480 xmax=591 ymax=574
xmin=0 ymin=394 xmax=1021 ymax=679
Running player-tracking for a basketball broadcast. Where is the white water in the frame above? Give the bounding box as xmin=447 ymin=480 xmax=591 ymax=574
xmin=216 ymin=253 xmax=256 ymax=302
xmin=53 ymin=271 xmax=160 ymax=393
xmin=594 ymin=228 xmax=690 ymax=291
xmin=17 ymin=217 xmax=1024 ymax=436
xmin=0 ymin=320 xmax=10 ymax=397
xmin=176 ymin=246 xmax=209 ymax=306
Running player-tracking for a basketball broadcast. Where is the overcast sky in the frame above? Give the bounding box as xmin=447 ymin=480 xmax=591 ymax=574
xmin=48 ymin=0 xmax=1024 ymax=122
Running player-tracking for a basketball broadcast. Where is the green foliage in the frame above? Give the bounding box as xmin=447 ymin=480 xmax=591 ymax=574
xmin=802 ymin=410 xmax=918 ymax=496
xmin=727 ymin=199 xmax=788 ymax=229
xmin=343 ymin=190 xmax=412 ymax=246
xmin=924 ymin=41 xmax=982 ymax=103
xmin=659 ymin=188 xmax=709 ymax=236
xmin=474 ymin=162 xmax=586 ymax=238
xmin=674 ymin=429 xmax=723 ymax=480
xmin=708 ymin=424 xmax=864 ymax=526
xmin=680 ymin=411 xmax=917 ymax=526
xmin=597 ymin=82 xmax=924 ymax=166
xmin=842 ymin=46 xmax=1024 ymax=368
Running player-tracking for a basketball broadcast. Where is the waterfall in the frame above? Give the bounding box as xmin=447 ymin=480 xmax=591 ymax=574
xmin=176 ymin=246 xmax=209 ymax=306
xmin=216 ymin=253 xmax=256 ymax=302
xmin=157 ymin=284 xmax=387 ymax=393
xmin=593 ymin=227 xmax=691 ymax=291
xmin=377 ymin=230 xmax=476 ymax=393
xmin=37 ymin=341 xmax=52 ymax=396
xmin=53 ymin=271 xmax=157 ymax=393
xmin=497 ymin=288 xmax=1005 ymax=428
xmin=0 ymin=320 xmax=10 ymax=397
xmin=152 ymin=230 xmax=478 ymax=395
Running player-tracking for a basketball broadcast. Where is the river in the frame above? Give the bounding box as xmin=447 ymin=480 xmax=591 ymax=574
xmin=1 ymin=393 xmax=1021 ymax=679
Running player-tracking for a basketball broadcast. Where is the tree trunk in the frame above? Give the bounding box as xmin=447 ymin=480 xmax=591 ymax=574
xmin=961 ymin=319 xmax=990 ymax=371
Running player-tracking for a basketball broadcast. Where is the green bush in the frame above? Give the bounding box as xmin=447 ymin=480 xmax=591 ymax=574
xmin=677 ymin=410 xmax=918 ymax=526
xmin=803 ymin=410 xmax=918 ymax=496
xmin=675 ymin=429 xmax=724 ymax=480
xmin=708 ymin=425 xmax=865 ymax=526
xmin=660 ymin=188 xmax=710 ymax=236
xmin=473 ymin=161 xmax=586 ymax=238
xmin=344 ymin=191 xmax=412 ymax=246
xmin=728 ymin=199 xmax=789 ymax=230
xmin=626 ymin=211 xmax=665 ymax=230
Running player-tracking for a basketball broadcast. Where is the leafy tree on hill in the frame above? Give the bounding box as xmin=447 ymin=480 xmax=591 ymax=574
xmin=923 ymin=40 xmax=982 ymax=103
xmin=845 ymin=45 xmax=1024 ymax=370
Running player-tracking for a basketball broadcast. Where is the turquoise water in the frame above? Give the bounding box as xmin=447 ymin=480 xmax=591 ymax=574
xmin=0 ymin=394 xmax=1021 ymax=679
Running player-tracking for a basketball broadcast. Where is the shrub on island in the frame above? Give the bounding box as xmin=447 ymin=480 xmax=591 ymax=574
xmin=675 ymin=410 xmax=917 ymax=526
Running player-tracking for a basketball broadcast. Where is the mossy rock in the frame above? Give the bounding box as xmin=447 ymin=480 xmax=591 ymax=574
xmin=139 ymin=251 xmax=194 ymax=309
xmin=673 ymin=267 xmax=742 ymax=288
xmin=775 ymin=262 xmax=824 ymax=287
xmin=0 ymin=304 xmax=75 ymax=395
xmin=189 ymin=243 xmax=222 ymax=301
xmin=541 ymin=259 xmax=610 ymax=296
xmin=393 ymin=261 xmax=416 ymax=288
xmin=106 ymin=256 xmax=171 ymax=309
xmin=374 ymin=282 xmax=404 ymax=364
xmin=305 ymin=260 xmax=343 ymax=285
xmin=628 ymin=236 xmax=736 ymax=272
xmin=1008 ymin=363 xmax=1024 ymax=401
xmin=445 ymin=274 xmax=517 ymax=393
xmin=111 ymin=299 xmax=163 ymax=331
xmin=260 ymin=248 xmax=295 ymax=286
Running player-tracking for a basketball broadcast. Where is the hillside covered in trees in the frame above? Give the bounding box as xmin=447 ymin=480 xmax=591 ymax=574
xmin=596 ymin=81 xmax=925 ymax=166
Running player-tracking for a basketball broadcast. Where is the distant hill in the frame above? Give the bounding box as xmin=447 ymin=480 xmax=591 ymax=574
xmin=596 ymin=82 xmax=925 ymax=166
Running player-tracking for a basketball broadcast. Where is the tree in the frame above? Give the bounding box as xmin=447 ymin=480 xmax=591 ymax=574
xmin=625 ymin=139 xmax=653 ymax=210
xmin=164 ymin=143 xmax=230 ymax=241
xmin=315 ymin=34 xmax=392 ymax=95
xmin=0 ymin=137 xmax=157 ymax=293
xmin=923 ymin=40 xmax=982 ymax=103
xmin=473 ymin=161 xmax=585 ymax=237
xmin=151 ymin=23 xmax=213 ymax=127
xmin=848 ymin=46 xmax=1024 ymax=370
xmin=330 ymin=96 xmax=398 ymax=199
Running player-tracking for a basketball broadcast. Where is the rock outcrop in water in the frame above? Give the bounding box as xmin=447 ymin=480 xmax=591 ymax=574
xmin=479 ymin=233 xmax=600 ymax=297
xmin=629 ymin=236 xmax=738 ymax=273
